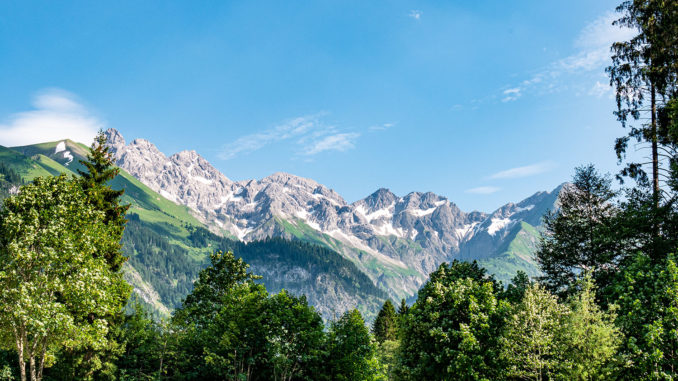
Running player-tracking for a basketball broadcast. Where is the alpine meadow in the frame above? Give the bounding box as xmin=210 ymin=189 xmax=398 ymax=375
xmin=1 ymin=0 xmax=678 ymax=380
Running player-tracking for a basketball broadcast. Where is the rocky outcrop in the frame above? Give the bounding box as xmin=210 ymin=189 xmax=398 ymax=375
xmin=105 ymin=128 xmax=561 ymax=299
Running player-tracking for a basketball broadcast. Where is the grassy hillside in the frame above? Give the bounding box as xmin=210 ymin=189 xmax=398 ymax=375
xmin=477 ymin=221 xmax=542 ymax=283
xmin=0 ymin=142 xmax=390 ymax=319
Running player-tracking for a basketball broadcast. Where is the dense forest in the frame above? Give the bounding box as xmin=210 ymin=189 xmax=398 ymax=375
xmin=1 ymin=0 xmax=678 ymax=380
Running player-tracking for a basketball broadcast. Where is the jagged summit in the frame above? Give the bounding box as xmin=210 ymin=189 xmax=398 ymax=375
xmin=104 ymin=128 xmax=125 ymax=147
xmin=360 ymin=188 xmax=398 ymax=211
xmin=102 ymin=128 xmax=562 ymax=296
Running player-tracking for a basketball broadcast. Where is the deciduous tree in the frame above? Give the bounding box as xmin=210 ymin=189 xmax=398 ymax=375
xmin=0 ymin=176 xmax=130 ymax=381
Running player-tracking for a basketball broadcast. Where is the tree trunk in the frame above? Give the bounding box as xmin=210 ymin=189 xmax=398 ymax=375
xmin=652 ymin=82 xmax=659 ymax=207
xmin=29 ymin=355 xmax=36 ymax=381
xmin=14 ymin=327 xmax=26 ymax=381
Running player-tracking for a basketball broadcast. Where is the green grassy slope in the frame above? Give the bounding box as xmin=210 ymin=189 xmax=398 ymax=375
xmin=477 ymin=221 xmax=542 ymax=284
xmin=0 ymin=146 xmax=55 ymax=179
xmin=0 ymin=142 xmax=390 ymax=319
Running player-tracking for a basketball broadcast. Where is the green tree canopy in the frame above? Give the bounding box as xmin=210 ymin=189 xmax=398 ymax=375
xmin=326 ymin=309 xmax=379 ymax=381
xmin=537 ymin=165 xmax=622 ymax=297
xmin=372 ymin=300 xmax=397 ymax=344
xmin=396 ymin=261 xmax=508 ymax=380
xmin=612 ymin=253 xmax=678 ymax=379
xmin=0 ymin=176 xmax=131 ymax=381
xmin=78 ymin=130 xmax=129 ymax=273
xmin=263 ymin=290 xmax=325 ymax=381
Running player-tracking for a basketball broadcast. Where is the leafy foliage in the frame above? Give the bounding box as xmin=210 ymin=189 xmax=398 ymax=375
xmin=396 ymin=261 xmax=508 ymax=380
xmin=326 ymin=309 xmax=381 ymax=381
xmin=613 ymin=253 xmax=678 ymax=379
xmin=0 ymin=176 xmax=131 ymax=381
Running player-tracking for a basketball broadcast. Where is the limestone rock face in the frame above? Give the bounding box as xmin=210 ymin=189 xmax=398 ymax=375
xmin=105 ymin=128 xmax=561 ymax=300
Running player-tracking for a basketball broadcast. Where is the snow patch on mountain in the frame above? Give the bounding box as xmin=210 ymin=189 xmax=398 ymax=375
xmin=408 ymin=206 xmax=437 ymax=217
xmin=456 ymin=222 xmax=478 ymax=240
xmin=487 ymin=218 xmax=513 ymax=236
xmin=55 ymin=141 xmax=66 ymax=154
xmin=515 ymin=204 xmax=535 ymax=212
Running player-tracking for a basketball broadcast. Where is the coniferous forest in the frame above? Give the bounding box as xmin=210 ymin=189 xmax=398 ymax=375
xmin=1 ymin=1 xmax=678 ymax=380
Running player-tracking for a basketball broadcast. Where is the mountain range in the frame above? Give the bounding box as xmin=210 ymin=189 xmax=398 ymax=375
xmin=104 ymin=129 xmax=560 ymax=300
xmin=0 ymin=129 xmax=562 ymax=319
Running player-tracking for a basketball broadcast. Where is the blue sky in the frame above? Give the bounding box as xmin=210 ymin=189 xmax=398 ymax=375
xmin=0 ymin=0 xmax=638 ymax=212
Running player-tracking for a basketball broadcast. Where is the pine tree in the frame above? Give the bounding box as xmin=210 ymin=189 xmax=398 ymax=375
xmin=537 ymin=165 xmax=622 ymax=297
xmin=397 ymin=299 xmax=409 ymax=316
xmin=372 ymin=300 xmax=397 ymax=344
xmin=607 ymin=0 xmax=678 ymax=205
xmin=78 ymin=129 xmax=129 ymax=272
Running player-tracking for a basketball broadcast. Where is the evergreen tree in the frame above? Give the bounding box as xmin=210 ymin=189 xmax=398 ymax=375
xmin=502 ymin=270 xmax=532 ymax=304
xmin=113 ymin=301 xmax=167 ymax=381
xmin=397 ymin=299 xmax=409 ymax=316
xmin=537 ymin=165 xmax=622 ymax=297
xmin=372 ymin=300 xmax=397 ymax=344
xmin=607 ymin=0 xmax=678 ymax=205
xmin=78 ymin=130 xmax=129 ymax=272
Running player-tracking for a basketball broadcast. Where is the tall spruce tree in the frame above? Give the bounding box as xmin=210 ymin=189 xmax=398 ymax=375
xmin=537 ymin=165 xmax=622 ymax=297
xmin=608 ymin=0 xmax=678 ymax=206
xmin=372 ymin=300 xmax=397 ymax=344
xmin=46 ymin=131 xmax=132 ymax=380
xmin=397 ymin=299 xmax=409 ymax=316
xmin=78 ymin=130 xmax=129 ymax=272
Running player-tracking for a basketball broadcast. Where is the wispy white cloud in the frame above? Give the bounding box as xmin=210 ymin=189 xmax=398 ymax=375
xmin=502 ymin=88 xmax=522 ymax=102
xmin=219 ymin=114 xmax=323 ymax=159
xmin=465 ymin=186 xmax=501 ymax=195
xmin=588 ymin=80 xmax=614 ymax=98
xmin=303 ymin=132 xmax=361 ymax=155
xmin=221 ymin=114 xmax=377 ymax=159
xmin=498 ymin=11 xmax=636 ymax=102
xmin=409 ymin=10 xmax=422 ymax=20
xmin=0 ymin=88 xmax=102 ymax=147
xmin=369 ymin=122 xmax=395 ymax=131
xmin=489 ymin=161 xmax=555 ymax=179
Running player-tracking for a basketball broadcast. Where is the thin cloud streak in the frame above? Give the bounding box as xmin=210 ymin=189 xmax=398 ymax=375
xmin=369 ymin=122 xmax=394 ymax=131
xmin=221 ymin=114 xmax=381 ymax=159
xmin=489 ymin=162 xmax=555 ymax=179
xmin=499 ymin=11 xmax=636 ymax=102
xmin=219 ymin=114 xmax=323 ymax=160
xmin=0 ymin=88 xmax=102 ymax=146
xmin=303 ymin=133 xmax=361 ymax=155
xmin=465 ymin=186 xmax=501 ymax=195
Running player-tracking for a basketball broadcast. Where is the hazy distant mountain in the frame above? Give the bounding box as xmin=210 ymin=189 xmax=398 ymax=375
xmin=104 ymin=128 xmax=561 ymax=300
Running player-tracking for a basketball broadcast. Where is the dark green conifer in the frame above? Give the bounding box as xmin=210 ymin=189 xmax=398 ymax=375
xmin=78 ymin=130 xmax=130 ymax=272
xmin=372 ymin=300 xmax=397 ymax=344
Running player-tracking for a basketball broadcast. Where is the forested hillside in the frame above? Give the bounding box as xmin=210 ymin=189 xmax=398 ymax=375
xmin=0 ymin=142 xmax=388 ymax=320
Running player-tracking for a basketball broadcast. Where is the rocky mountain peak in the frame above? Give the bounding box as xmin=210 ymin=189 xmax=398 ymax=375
xmin=362 ymin=188 xmax=398 ymax=211
xmin=104 ymin=128 xmax=125 ymax=147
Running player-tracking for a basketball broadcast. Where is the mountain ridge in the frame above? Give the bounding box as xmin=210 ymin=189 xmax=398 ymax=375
xmin=103 ymin=128 xmax=561 ymax=299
